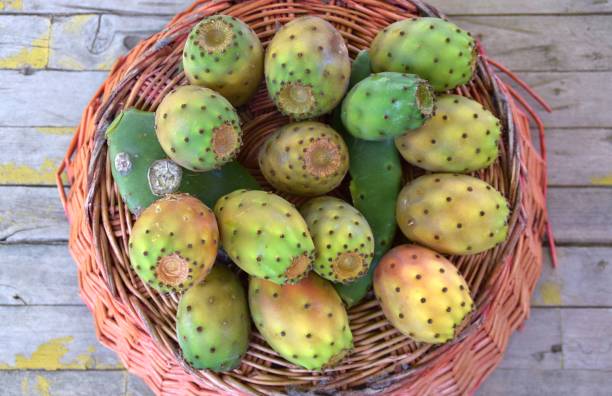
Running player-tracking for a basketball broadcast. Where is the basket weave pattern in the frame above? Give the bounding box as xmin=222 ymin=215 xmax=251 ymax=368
xmin=57 ymin=1 xmax=549 ymax=394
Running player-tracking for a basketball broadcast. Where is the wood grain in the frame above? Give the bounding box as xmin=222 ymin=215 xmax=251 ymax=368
xmin=49 ymin=14 xmax=168 ymax=71
xmin=546 ymin=129 xmax=612 ymax=187
xmin=548 ymin=188 xmax=612 ymax=244
xmin=0 ymin=244 xmax=80 ymax=305
xmin=455 ymin=16 xmax=612 ymax=72
xmin=0 ymin=306 xmax=122 ymax=370
xmin=477 ymin=369 xmax=612 ymax=396
xmin=2 ymin=0 xmax=611 ymax=16
xmin=0 ymin=15 xmax=49 ymax=69
xmin=535 ymin=247 xmax=612 ymax=307
xmin=0 ymin=127 xmax=72 ymax=185
xmin=562 ymin=309 xmax=612 ymax=370
xmin=0 ymin=371 xmax=126 ymax=396
xmin=0 ymin=187 xmax=68 ymax=242
xmin=0 ymin=70 xmax=106 ymax=127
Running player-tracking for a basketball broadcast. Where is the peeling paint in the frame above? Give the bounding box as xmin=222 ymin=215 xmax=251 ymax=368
xmin=36 ymin=127 xmax=75 ymax=136
xmin=0 ymin=0 xmax=23 ymax=11
xmin=36 ymin=375 xmax=51 ymax=396
xmin=538 ymin=281 xmax=562 ymax=305
xmin=21 ymin=376 xmax=29 ymax=395
xmin=0 ymin=30 xmax=49 ymax=69
xmin=0 ymin=336 xmax=98 ymax=370
xmin=61 ymin=14 xmax=97 ymax=34
xmin=591 ymin=174 xmax=612 ymax=186
xmin=0 ymin=158 xmax=62 ymax=185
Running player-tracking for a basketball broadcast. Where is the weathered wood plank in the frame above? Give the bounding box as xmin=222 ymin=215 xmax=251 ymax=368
xmin=1 ymin=127 xmax=607 ymax=186
xmin=456 ymin=15 xmax=612 ymax=72
xmin=498 ymin=308 xmax=562 ymax=370
xmin=0 ymin=244 xmax=80 ymax=305
xmin=430 ymin=0 xmax=612 ymax=15
xmin=0 ymin=306 xmax=122 ymax=370
xmin=127 ymin=374 xmax=154 ymax=396
xmin=546 ymin=129 xmax=612 ymax=187
xmin=562 ymin=309 xmax=612 ymax=370
xmin=0 ymin=15 xmax=599 ymax=72
xmin=0 ymin=186 xmax=607 ymax=243
xmin=0 ymin=187 xmax=68 ymax=243
xmin=476 ymin=369 xmax=612 ymax=396
xmin=2 ymin=0 xmax=611 ymax=15
xmin=0 ymin=0 xmax=186 ymax=15
xmin=0 ymin=70 xmax=106 ymax=127
xmin=49 ymin=14 xmax=168 ymax=71
xmin=0 ymin=127 xmax=72 ymax=185
xmin=0 ymin=371 xmax=126 ymax=396
xmin=516 ymin=72 xmax=612 ymax=129
xmin=548 ymin=188 xmax=612 ymax=244
xmin=535 ymin=247 xmax=612 ymax=307
xmin=0 ymin=15 xmax=49 ymax=69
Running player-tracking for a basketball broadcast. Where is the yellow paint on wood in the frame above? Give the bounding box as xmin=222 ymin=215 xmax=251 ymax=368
xmin=0 ymin=0 xmax=22 ymax=11
xmin=35 ymin=376 xmax=51 ymax=396
xmin=0 ymin=31 xmax=49 ymax=69
xmin=36 ymin=127 xmax=74 ymax=136
xmin=0 ymin=336 xmax=99 ymax=370
xmin=62 ymin=14 xmax=96 ymax=34
xmin=591 ymin=174 xmax=612 ymax=186
xmin=0 ymin=158 xmax=63 ymax=185
xmin=538 ymin=281 xmax=562 ymax=305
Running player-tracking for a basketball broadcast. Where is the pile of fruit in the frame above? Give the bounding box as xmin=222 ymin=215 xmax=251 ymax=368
xmin=107 ymin=14 xmax=509 ymax=373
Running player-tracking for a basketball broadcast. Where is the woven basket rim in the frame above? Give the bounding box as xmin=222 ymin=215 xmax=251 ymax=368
xmin=56 ymin=1 xmax=551 ymax=394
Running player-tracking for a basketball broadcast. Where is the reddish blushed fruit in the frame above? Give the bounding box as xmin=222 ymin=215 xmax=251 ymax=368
xmin=249 ymin=272 xmax=353 ymax=370
xmin=128 ymin=194 xmax=218 ymax=293
xmin=374 ymin=244 xmax=473 ymax=343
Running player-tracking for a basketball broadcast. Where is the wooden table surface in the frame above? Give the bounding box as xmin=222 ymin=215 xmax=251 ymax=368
xmin=0 ymin=1 xmax=610 ymax=395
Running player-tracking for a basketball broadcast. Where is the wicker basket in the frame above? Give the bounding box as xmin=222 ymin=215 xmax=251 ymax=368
xmin=56 ymin=1 xmax=554 ymax=394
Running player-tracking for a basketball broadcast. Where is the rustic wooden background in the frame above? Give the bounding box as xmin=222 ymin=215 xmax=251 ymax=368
xmin=0 ymin=1 xmax=610 ymax=395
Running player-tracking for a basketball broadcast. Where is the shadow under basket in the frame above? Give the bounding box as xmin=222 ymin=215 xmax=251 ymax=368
xmin=56 ymin=0 xmax=553 ymax=394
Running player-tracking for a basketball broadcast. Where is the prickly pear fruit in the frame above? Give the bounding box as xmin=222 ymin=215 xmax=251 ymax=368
xmin=155 ymin=85 xmax=242 ymax=172
xmin=214 ymin=190 xmax=314 ymax=284
xmin=395 ymin=95 xmax=502 ymax=173
xmin=341 ymin=72 xmax=435 ymax=141
xmin=265 ymin=16 xmax=350 ymax=120
xmin=129 ymin=194 xmax=218 ymax=293
xmin=258 ymin=121 xmax=349 ymax=196
xmin=249 ymin=273 xmax=353 ymax=370
xmin=374 ymin=245 xmax=473 ymax=343
xmin=107 ymin=109 xmax=259 ymax=214
xmin=183 ymin=15 xmax=264 ymax=107
xmin=370 ymin=17 xmax=477 ymax=92
xmin=300 ymin=197 xmax=374 ymax=283
xmin=331 ymin=51 xmax=403 ymax=305
xmin=396 ymin=174 xmax=509 ymax=255
xmin=176 ymin=264 xmax=250 ymax=371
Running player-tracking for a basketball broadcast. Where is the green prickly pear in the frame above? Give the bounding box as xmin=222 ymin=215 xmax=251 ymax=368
xmin=183 ymin=15 xmax=264 ymax=107
xmin=213 ymin=190 xmax=314 ymax=284
xmin=341 ymin=72 xmax=435 ymax=141
xmin=395 ymin=95 xmax=502 ymax=173
xmin=396 ymin=174 xmax=510 ymax=255
xmin=330 ymin=50 xmax=403 ymax=306
xmin=176 ymin=264 xmax=250 ymax=371
xmin=248 ymin=273 xmax=353 ymax=370
xmin=265 ymin=16 xmax=350 ymax=120
xmin=129 ymin=194 xmax=218 ymax=293
xmin=370 ymin=17 xmax=477 ymax=92
xmin=300 ymin=197 xmax=374 ymax=284
xmin=374 ymin=244 xmax=473 ymax=344
xmin=155 ymin=85 xmax=242 ymax=172
xmin=107 ymin=109 xmax=258 ymax=215
xmin=258 ymin=121 xmax=349 ymax=196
